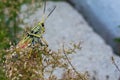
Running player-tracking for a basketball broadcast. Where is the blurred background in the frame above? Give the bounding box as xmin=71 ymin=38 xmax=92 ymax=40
xmin=0 ymin=0 xmax=120 ymax=80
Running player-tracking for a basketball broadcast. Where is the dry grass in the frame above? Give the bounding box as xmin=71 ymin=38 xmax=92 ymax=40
xmin=3 ymin=42 xmax=88 ymax=80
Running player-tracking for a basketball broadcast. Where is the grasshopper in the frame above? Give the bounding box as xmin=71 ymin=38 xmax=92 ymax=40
xmin=17 ymin=1 xmax=56 ymax=49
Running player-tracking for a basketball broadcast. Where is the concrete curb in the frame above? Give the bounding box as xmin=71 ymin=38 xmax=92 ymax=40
xmin=68 ymin=0 xmax=120 ymax=54
xmin=20 ymin=2 xmax=120 ymax=79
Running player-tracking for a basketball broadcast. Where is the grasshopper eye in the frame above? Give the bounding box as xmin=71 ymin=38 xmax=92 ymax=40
xmin=41 ymin=23 xmax=44 ymax=27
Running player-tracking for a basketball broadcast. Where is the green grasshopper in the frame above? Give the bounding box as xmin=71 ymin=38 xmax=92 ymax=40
xmin=17 ymin=1 xmax=56 ymax=49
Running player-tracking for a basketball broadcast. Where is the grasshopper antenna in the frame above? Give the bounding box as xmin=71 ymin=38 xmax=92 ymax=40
xmin=41 ymin=0 xmax=46 ymax=22
xmin=43 ymin=0 xmax=46 ymax=15
xmin=41 ymin=0 xmax=56 ymax=22
xmin=46 ymin=6 xmax=56 ymax=18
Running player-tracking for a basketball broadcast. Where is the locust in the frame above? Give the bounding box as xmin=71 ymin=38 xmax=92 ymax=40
xmin=17 ymin=1 xmax=56 ymax=49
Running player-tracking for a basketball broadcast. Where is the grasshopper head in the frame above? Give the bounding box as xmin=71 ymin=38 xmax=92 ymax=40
xmin=38 ymin=21 xmax=45 ymax=34
xmin=41 ymin=22 xmax=45 ymax=33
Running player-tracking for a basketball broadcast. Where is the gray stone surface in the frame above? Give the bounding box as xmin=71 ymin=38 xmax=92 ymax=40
xmin=20 ymin=1 xmax=120 ymax=80
xmin=68 ymin=0 xmax=120 ymax=54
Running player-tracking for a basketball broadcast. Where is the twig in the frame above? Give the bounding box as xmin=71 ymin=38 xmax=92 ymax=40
xmin=62 ymin=43 xmax=85 ymax=80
